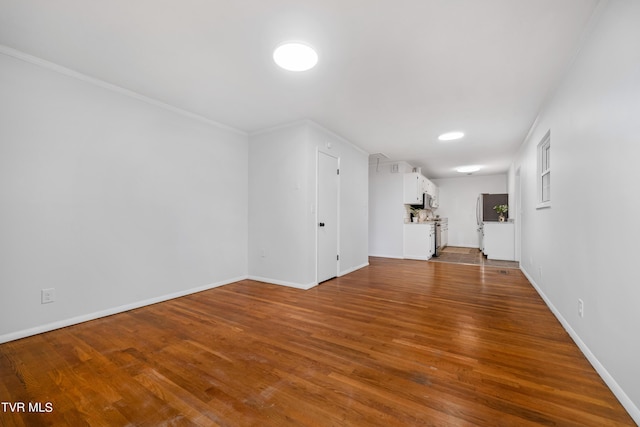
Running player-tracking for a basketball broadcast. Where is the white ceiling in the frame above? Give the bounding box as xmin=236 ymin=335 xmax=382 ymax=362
xmin=0 ymin=0 xmax=600 ymax=178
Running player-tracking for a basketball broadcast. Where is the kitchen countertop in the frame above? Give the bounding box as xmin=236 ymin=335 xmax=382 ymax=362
xmin=405 ymin=217 xmax=447 ymax=224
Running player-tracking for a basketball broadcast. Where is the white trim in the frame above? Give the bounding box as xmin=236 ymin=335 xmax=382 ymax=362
xmin=0 ymin=44 xmax=246 ymax=136
xmin=514 ymin=167 xmax=522 ymax=262
xmin=520 ymin=266 xmax=640 ymax=424
xmin=0 ymin=276 xmax=247 ymax=344
xmin=248 ymin=263 xmax=368 ymax=288
xmin=368 ymin=254 xmax=405 ymax=259
xmin=536 ymin=131 xmax=551 ymax=208
xmin=338 ymin=262 xmax=369 ymax=277
xmin=247 ymin=276 xmax=317 ymax=290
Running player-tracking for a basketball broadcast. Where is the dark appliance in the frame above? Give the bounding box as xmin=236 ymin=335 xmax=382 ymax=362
xmin=434 ymin=222 xmax=442 ymax=257
xmin=411 ymin=192 xmax=434 ymax=210
xmin=476 ymin=193 xmax=508 ymax=223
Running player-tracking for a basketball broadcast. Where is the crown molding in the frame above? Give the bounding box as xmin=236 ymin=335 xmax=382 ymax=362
xmin=0 ymin=44 xmax=247 ymax=136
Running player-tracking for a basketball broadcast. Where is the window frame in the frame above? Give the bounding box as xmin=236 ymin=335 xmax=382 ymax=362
xmin=537 ymin=131 xmax=551 ymax=209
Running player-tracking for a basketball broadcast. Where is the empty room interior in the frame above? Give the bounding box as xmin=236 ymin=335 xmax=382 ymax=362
xmin=1 ymin=0 xmax=639 ymax=425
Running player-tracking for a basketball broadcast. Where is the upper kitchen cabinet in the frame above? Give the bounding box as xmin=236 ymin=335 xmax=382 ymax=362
xmin=423 ymin=179 xmax=432 ymax=195
xmin=403 ymin=173 xmax=425 ymax=204
xmin=430 ymin=184 xmax=439 ymax=208
xmin=404 ymin=172 xmax=439 ymax=207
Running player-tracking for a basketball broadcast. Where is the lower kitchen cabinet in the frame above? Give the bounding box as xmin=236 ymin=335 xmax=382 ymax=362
xmin=440 ymin=218 xmax=448 ymax=249
xmin=482 ymin=222 xmax=515 ymax=261
xmin=403 ymin=223 xmax=435 ymax=260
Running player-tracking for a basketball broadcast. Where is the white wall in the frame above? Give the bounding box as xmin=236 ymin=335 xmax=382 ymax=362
xmin=0 ymin=51 xmax=249 ymax=342
xmin=307 ymin=122 xmax=369 ymax=277
xmin=368 ymin=161 xmax=413 ymax=258
xmin=509 ymin=0 xmax=640 ymax=421
xmin=432 ymin=175 xmax=507 ymax=247
xmin=248 ymin=121 xmax=368 ymax=288
xmin=248 ymin=122 xmax=314 ymax=287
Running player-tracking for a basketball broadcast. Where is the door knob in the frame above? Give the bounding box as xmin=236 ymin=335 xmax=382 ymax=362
xmin=319 ymin=222 xmax=325 ymax=227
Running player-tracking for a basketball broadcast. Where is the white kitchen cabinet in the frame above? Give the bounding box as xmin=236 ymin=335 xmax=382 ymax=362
xmin=403 ymin=223 xmax=435 ymax=260
xmin=422 ymin=178 xmax=432 ymax=195
xmin=419 ymin=178 xmax=439 ymax=208
xmin=430 ymin=184 xmax=440 ymax=208
xmin=405 ymin=173 xmax=439 ymax=209
xmin=403 ymin=173 xmax=425 ymax=204
xmin=440 ymin=218 xmax=448 ymax=248
xmin=482 ymin=222 xmax=515 ymax=261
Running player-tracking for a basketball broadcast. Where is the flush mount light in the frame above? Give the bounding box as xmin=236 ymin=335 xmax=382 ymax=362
xmin=438 ymin=131 xmax=465 ymax=141
xmin=456 ymin=165 xmax=481 ymax=173
xmin=273 ymin=42 xmax=318 ymax=71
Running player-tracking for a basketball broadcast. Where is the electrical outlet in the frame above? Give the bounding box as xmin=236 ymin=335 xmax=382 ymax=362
xmin=41 ymin=288 xmax=56 ymax=304
xmin=578 ymin=299 xmax=584 ymax=318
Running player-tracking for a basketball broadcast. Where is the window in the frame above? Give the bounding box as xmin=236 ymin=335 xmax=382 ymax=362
xmin=537 ymin=131 xmax=551 ymax=208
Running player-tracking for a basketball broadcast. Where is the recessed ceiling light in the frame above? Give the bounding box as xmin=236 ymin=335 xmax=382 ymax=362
xmin=273 ymin=42 xmax=318 ymax=71
xmin=438 ymin=131 xmax=465 ymax=141
xmin=456 ymin=165 xmax=481 ymax=173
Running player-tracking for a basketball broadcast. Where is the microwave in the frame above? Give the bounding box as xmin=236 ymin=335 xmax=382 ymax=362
xmin=412 ymin=192 xmax=433 ymax=210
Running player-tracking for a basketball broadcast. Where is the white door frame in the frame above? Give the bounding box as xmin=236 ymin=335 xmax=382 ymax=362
xmin=515 ymin=167 xmax=522 ymax=262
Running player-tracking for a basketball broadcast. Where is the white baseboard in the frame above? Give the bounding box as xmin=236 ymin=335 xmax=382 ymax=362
xmin=520 ymin=267 xmax=640 ymax=424
xmin=248 ymin=263 xmax=368 ymax=289
xmin=368 ymin=253 xmax=404 ymax=259
xmin=0 ymin=275 xmax=247 ymax=345
xmin=247 ymin=276 xmax=317 ymax=290
xmin=339 ymin=262 xmax=369 ymax=277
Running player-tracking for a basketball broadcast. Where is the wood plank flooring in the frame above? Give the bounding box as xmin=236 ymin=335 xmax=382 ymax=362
xmin=0 ymin=258 xmax=635 ymax=426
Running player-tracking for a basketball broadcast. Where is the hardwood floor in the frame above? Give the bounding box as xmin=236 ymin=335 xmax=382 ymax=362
xmin=0 ymin=258 xmax=634 ymax=426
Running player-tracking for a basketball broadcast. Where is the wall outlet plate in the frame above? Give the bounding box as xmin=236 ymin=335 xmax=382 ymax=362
xmin=578 ymin=299 xmax=584 ymax=318
xmin=41 ymin=288 xmax=56 ymax=304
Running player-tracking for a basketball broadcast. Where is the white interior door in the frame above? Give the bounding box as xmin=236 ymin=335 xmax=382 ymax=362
xmin=317 ymin=152 xmax=339 ymax=283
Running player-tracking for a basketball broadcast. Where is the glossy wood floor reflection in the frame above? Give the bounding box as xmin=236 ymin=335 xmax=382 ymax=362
xmin=0 ymin=258 xmax=634 ymax=426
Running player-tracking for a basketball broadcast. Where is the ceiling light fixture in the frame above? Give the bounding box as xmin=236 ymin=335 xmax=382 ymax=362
xmin=273 ymin=42 xmax=318 ymax=72
xmin=456 ymin=165 xmax=481 ymax=173
xmin=438 ymin=131 xmax=465 ymax=141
